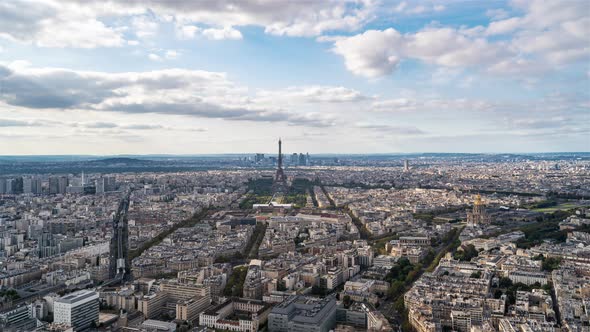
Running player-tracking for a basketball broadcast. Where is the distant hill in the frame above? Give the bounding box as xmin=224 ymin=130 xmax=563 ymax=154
xmin=87 ymin=157 xmax=151 ymax=164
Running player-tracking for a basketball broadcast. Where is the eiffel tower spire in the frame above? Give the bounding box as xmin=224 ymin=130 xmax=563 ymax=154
xmin=274 ymin=138 xmax=287 ymax=193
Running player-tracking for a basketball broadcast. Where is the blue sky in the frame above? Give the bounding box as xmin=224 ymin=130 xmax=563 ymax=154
xmin=0 ymin=0 xmax=588 ymax=154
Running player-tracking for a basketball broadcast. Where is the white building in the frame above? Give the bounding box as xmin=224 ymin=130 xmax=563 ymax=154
xmin=54 ymin=290 xmax=99 ymax=331
xmin=141 ymin=319 xmax=177 ymax=332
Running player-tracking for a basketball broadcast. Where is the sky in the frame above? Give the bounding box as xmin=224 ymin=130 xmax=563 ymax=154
xmin=0 ymin=0 xmax=588 ymax=155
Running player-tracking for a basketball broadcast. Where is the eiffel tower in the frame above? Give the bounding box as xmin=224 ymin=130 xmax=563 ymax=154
xmin=273 ymin=138 xmax=288 ymax=193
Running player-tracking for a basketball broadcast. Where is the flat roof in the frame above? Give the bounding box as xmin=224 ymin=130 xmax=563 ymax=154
xmin=56 ymin=290 xmax=98 ymax=304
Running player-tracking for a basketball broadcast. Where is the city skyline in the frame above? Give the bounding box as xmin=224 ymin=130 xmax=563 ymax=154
xmin=0 ymin=0 xmax=589 ymax=154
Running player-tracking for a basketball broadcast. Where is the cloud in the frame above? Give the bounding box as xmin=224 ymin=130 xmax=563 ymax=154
xmin=175 ymin=25 xmax=242 ymax=41
xmin=80 ymin=121 xmax=118 ymax=129
xmin=0 ymin=118 xmax=45 ymax=127
xmin=0 ymin=0 xmax=378 ymax=48
xmin=332 ymin=28 xmax=404 ymax=78
xmin=255 ymin=86 xmax=368 ymax=104
xmin=202 ymin=26 xmax=242 ymax=40
xmin=148 ymin=53 xmax=162 ymax=61
xmin=0 ymin=117 xmax=209 ymax=133
xmin=393 ymin=1 xmax=445 ymax=15
xmin=164 ymin=50 xmax=179 ymax=59
xmin=176 ymin=25 xmax=200 ymax=39
xmin=75 ymin=121 xmax=206 ymax=131
xmin=132 ymin=15 xmax=159 ymax=38
xmin=331 ymin=0 xmax=590 ymax=78
xmin=0 ymin=0 xmax=124 ymax=48
xmin=0 ymin=63 xmax=336 ymax=128
xmin=120 ymin=0 xmax=376 ymax=37
xmin=356 ymin=123 xmax=426 ymax=135
xmin=486 ymin=8 xmax=510 ymax=21
xmin=485 ymin=17 xmax=522 ymax=35
xmin=332 ymin=27 xmax=510 ymax=78
xmin=371 ymin=97 xmax=495 ymax=113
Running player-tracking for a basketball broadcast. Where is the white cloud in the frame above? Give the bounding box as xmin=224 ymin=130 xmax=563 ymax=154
xmin=0 ymin=0 xmax=378 ymax=48
xmin=0 ymin=118 xmax=45 ymax=127
xmin=393 ymin=1 xmax=445 ymax=15
xmin=371 ymin=97 xmax=495 ymax=113
xmin=332 ymin=28 xmax=404 ymax=78
xmin=487 ymin=1 xmax=590 ymax=66
xmin=202 ymin=26 xmax=242 ymax=40
xmin=176 ymin=25 xmax=200 ymax=39
xmin=133 ymin=0 xmax=375 ymax=37
xmin=148 ymin=53 xmax=162 ymax=61
xmin=0 ymin=0 xmax=124 ymax=48
xmin=175 ymin=24 xmax=242 ymax=41
xmin=332 ymin=27 xmax=509 ymax=78
xmin=255 ymin=86 xmax=368 ymax=104
xmin=485 ymin=17 xmax=522 ymax=35
xmin=486 ymin=8 xmax=510 ymax=20
xmin=165 ymin=50 xmax=179 ymax=59
xmin=356 ymin=123 xmax=426 ymax=135
xmin=0 ymin=63 xmax=338 ymax=127
xmin=331 ymin=0 xmax=590 ymax=78
xmin=132 ymin=15 xmax=159 ymax=38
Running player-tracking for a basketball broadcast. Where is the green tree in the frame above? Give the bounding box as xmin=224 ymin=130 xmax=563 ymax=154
xmin=343 ymin=295 xmax=352 ymax=308
xmin=387 ymin=280 xmax=405 ymax=299
xmin=494 ymin=289 xmax=503 ymax=299
xmin=542 ymin=257 xmax=561 ymax=272
xmin=455 ymin=244 xmax=478 ymax=261
xmin=499 ymin=277 xmax=513 ymax=288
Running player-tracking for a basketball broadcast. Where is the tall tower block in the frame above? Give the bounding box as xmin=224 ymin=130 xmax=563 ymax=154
xmin=273 ymin=138 xmax=288 ymax=193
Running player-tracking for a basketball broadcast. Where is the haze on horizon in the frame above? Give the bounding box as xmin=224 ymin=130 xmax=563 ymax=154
xmin=0 ymin=0 xmax=588 ymax=155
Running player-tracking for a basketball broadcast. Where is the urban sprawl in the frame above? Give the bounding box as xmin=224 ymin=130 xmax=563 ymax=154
xmin=0 ymin=145 xmax=589 ymax=332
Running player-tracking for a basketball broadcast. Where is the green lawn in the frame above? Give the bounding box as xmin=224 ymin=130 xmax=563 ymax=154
xmin=532 ymin=203 xmax=581 ymax=213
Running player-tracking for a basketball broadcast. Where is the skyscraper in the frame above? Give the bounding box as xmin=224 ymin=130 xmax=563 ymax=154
xmin=404 ymin=160 xmax=410 ymax=172
xmin=13 ymin=177 xmax=23 ymax=194
xmin=49 ymin=177 xmax=59 ymax=194
xmin=5 ymin=179 xmax=14 ymax=194
xmin=23 ymin=177 xmax=42 ymax=194
xmin=96 ymin=178 xmax=105 ymax=194
xmin=255 ymin=153 xmax=265 ymax=163
xmin=58 ymin=177 xmax=69 ymax=194
xmin=105 ymin=176 xmax=116 ymax=191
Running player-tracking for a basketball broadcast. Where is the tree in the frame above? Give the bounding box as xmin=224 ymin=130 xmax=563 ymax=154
xmin=387 ymin=281 xmax=405 ymax=299
xmin=343 ymin=295 xmax=352 ymax=308
xmin=494 ymin=289 xmax=503 ymax=299
xmin=542 ymin=257 xmax=561 ymax=272
xmin=455 ymin=244 xmax=478 ymax=261
xmin=470 ymin=271 xmax=482 ymax=278
xmin=394 ymin=297 xmax=405 ymax=312
xmin=499 ymin=277 xmax=513 ymax=288
xmin=405 ymin=269 xmax=419 ymax=283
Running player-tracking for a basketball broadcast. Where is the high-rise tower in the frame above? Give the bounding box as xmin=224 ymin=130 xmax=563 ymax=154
xmin=273 ymin=138 xmax=288 ymax=193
